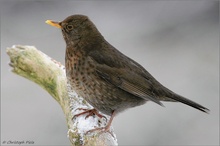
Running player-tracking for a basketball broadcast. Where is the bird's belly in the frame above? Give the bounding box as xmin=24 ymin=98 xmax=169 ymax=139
xmin=66 ymin=60 xmax=146 ymax=115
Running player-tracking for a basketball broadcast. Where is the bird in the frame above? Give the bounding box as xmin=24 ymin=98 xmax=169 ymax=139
xmin=46 ymin=14 xmax=209 ymax=133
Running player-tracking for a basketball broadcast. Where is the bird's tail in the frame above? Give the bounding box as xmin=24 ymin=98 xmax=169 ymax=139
xmin=168 ymin=92 xmax=209 ymax=113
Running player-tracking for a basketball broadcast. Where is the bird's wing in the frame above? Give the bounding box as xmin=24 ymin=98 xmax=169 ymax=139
xmin=88 ymin=47 xmax=164 ymax=106
xmin=96 ymin=65 xmax=164 ymax=106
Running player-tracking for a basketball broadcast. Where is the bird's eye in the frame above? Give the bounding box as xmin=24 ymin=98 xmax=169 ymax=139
xmin=66 ymin=25 xmax=73 ymax=31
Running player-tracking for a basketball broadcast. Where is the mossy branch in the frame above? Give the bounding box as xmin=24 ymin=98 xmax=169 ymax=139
xmin=6 ymin=45 xmax=117 ymax=146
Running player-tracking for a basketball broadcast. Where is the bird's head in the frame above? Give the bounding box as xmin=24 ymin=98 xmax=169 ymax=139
xmin=46 ymin=14 xmax=103 ymax=46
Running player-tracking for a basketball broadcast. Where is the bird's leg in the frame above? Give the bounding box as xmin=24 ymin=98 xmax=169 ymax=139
xmin=73 ymin=108 xmax=106 ymax=119
xmin=86 ymin=110 xmax=116 ymax=134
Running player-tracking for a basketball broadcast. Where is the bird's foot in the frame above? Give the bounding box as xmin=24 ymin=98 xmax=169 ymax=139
xmin=85 ymin=120 xmax=116 ymax=138
xmin=85 ymin=125 xmax=110 ymax=135
xmin=73 ymin=108 xmax=107 ymax=120
xmin=85 ymin=110 xmax=116 ymax=137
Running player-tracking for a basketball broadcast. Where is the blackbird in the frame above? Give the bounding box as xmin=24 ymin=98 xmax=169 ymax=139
xmin=46 ymin=14 xmax=209 ymax=132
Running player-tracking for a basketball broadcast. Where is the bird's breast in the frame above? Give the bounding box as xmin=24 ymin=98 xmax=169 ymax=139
xmin=66 ymin=49 xmax=94 ymax=88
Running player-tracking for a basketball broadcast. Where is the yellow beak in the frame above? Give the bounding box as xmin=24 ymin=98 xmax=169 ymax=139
xmin=45 ymin=20 xmax=61 ymax=28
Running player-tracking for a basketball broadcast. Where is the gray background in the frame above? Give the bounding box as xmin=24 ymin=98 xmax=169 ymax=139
xmin=1 ymin=1 xmax=219 ymax=145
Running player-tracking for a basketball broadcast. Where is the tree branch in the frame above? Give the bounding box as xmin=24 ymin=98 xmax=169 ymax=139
xmin=6 ymin=45 xmax=118 ymax=146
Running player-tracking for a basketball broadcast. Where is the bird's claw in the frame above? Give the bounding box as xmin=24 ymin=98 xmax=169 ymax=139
xmin=73 ymin=108 xmax=107 ymax=121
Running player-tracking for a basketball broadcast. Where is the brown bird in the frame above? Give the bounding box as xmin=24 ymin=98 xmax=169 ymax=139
xmin=46 ymin=14 xmax=209 ymax=132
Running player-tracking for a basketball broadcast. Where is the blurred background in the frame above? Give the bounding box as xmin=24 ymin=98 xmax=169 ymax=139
xmin=1 ymin=1 xmax=219 ymax=145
